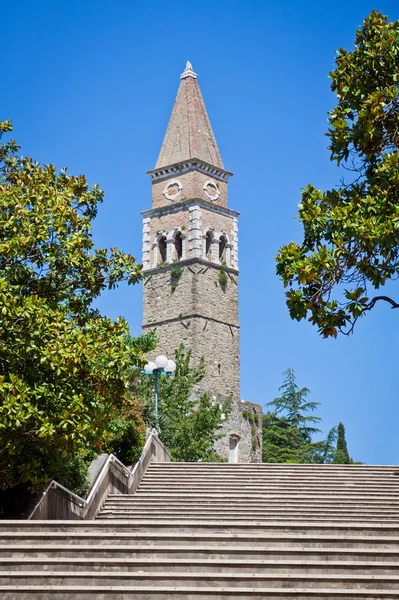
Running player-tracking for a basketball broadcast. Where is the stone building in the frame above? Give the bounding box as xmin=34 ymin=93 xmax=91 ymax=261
xmin=141 ymin=61 xmax=261 ymax=462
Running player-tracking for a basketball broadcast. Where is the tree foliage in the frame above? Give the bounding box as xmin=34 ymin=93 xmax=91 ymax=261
xmin=0 ymin=121 xmax=146 ymax=491
xmin=276 ymin=11 xmax=399 ymax=337
xmin=268 ymin=368 xmax=321 ymax=435
xmin=262 ymin=412 xmax=316 ymax=463
xmin=263 ymin=369 xmax=321 ymax=463
xmin=138 ymin=345 xmax=231 ymax=462
xmin=263 ymin=369 xmax=341 ymax=464
xmin=333 ymin=422 xmax=353 ymax=464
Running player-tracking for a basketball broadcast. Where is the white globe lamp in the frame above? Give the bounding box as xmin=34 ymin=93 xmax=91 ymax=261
xmin=144 ymin=361 xmax=156 ymax=374
xmin=165 ymin=360 xmax=176 ymax=373
xmin=155 ymin=355 xmax=168 ymax=369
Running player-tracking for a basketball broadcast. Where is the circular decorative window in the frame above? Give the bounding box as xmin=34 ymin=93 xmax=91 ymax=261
xmin=163 ymin=179 xmax=183 ymax=201
xmin=203 ymin=180 xmax=220 ymax=202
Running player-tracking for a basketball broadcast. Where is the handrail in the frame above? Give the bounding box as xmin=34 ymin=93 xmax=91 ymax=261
xmin=129 ymin=429 xmax=158 ymax=478
xmin=28 ymin=429 xmax=170 ymax=520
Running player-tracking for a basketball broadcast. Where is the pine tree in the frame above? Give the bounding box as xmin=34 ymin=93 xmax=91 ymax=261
xmin=262 ymin=412 xmax=315 ymax=463
xmin=333 ymin=422 xmax=352 ymax=464
xmin=268 ymin=369 xmax=322 ymax=439
xmin=263 ymin=369 xmax=322 ymax=464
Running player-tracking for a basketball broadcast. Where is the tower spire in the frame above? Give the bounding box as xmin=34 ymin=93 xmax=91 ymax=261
xmin=180 ymin=61 xmax=197 ymax=79
xmin=155 ymin=62 xmax=224 ymax=169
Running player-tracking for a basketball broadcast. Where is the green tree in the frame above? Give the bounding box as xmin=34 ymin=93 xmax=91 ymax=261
xmin=138 ymin=345 xmax=231 ymax=462
xmin=276 ymin=11 xmax=399 ymax=337
xmin=263 ymin=369 xmax=322 ymax=463
xmin=263 ymin=370 xmax=348 ymax=465
xmin=314 ymin=426 xmax=338 ymax=464
xmin=262 ymin=412 xmax=316 ymax=463
xmin=268 ymin=368 xmax=322 ymax=436
xmin=0 ymin=121 xmax=146 ymax=492
xmin=333 ymin=422 xmax=352 ymax=464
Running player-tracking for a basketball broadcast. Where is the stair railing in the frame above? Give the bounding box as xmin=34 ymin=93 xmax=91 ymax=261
xmin=27 ymin=429 xmax=170 ymax=520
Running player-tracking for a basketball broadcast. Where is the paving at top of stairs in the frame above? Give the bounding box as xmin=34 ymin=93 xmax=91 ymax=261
xmin=2 ymin=462 xmax=399 ymax=598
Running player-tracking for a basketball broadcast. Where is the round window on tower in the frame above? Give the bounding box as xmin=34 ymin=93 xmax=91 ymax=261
xmin=203 ymin=180 xmax=220 ymax=202
xmin=163 ymin=179 xmax=183 ymax=201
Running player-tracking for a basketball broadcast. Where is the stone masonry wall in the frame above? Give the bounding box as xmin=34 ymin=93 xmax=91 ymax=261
xmin=142 ymin=263 xmax=240 ymax=400
xmin=143 ymin=315 xmax=239 ymax=401
xmin=143 ymin=262 xmax=239 ymax=328
xmin=215 ymin=400 xmax=262 ymax=463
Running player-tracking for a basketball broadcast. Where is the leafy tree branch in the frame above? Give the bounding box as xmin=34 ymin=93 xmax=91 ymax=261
xmin=276 ymin=11 xmax=399 ymax=337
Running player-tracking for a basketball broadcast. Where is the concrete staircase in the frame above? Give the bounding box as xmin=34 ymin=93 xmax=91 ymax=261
xmin=2 ymin=463 xmax=399 ymax=598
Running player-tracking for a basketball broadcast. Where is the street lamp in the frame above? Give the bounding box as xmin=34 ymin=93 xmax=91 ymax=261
xmin=142 ymin=355 xmax=176 ymax=431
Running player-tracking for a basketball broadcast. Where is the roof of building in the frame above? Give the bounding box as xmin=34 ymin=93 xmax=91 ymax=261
xmin=155 ymin=62 xmax=224 ymax=170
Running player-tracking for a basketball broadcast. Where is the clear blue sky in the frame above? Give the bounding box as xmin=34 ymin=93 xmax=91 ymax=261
xmin=2 ymin=0 xmax=399 ymax=464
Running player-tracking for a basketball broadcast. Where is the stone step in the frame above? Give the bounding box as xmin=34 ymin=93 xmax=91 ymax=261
xmin=145 ymin=471 xmax=399 ymax=480
xmin=1 ymin=571 xmax=399 ymax=589
xmin=147 ymin=471 xmax=396 ymax=476
xmin=109 ymin=493 xmax=399 ymax=501
xmin=2 ymin=556 xmax=399 ymax=574
xmin=106 ymin=507 xmax=399 ymax=515
xmin=103 ymin=498 xmax=399 ymax=507
xmin=137 ymin=485 xmax=399 ymax=494
xmin=1 ymin=585 xmax=399 ymax=599
xmin=100 ymin=505 xmax=399 ymax=515
xmin=148 ymin=463 xmax=397 ymax=468
xmin=114 ymin=492 xmax=399 ymax=500
xmin=136 ymin=489 xmax=399 ymax=496
xmin=143 ymin=472 xmax=399 ymax=478
xmin=96 ymin=512 xmax=399 ymax=523
xmin=3 ymin=521 xmax=399 ymax=535
xmin=140 ymin=475 xmax=399 ymax=483
xmin=105 ymin=498 xmax=399 ymax=508
xmin=5 ymin=532 xmax=399 ymax=548
xmin=145 ymin=471 xmax=399 ymax=476
xmin=143 ymin=474 xmax=399 ymax=481
xmin=97 ymin=511 xmax=397 ymax=524
xmin=2 ymin=544 xmax=399 ymax=561
xmin=98 ymin=513 xmax=399 ymax=522
xmin=97 ymin=512 xmax=399 ymax=523
xmin=134 ymin=492 xmax=399 ymax=501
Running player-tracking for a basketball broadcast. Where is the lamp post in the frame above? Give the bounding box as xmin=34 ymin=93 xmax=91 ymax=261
xmin=142 ymin=355 xmax=176 ymax=431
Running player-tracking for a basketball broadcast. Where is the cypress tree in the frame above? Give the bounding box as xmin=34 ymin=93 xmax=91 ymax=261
xmin=333 ymin=422 xmax=351 ymax=464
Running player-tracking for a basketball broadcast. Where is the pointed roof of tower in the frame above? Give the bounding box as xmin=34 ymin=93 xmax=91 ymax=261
xmin=155 ymin=62 xmax=224 ymax=170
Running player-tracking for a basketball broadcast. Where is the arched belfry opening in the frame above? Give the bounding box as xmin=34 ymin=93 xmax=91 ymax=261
xmin=158 ymin=236 xmax=167 ymax=263
xmin=219 ymin=235 xmax=227 ymax=262
xmin=174 ymin=232 xmax=183 ymax=260
xmin=205 ymin=231 xmax=213 ymax=261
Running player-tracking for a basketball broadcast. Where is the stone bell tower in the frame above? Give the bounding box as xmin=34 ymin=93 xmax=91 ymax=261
xmin=142 ymin=62 xmax=261 ymax=462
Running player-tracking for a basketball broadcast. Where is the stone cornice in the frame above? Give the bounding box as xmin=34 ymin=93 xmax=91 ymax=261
xmin=142 ymin=256 xmax=239 ymax=276
xmin=146 ymin=158 xmax=233 ymax=183
xmin=141 ymin=198 xmax=240 ymax=219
